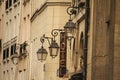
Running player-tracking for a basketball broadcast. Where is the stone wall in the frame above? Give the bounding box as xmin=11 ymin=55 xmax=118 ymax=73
xmin=113 ymin=0 xmax=120 ymax=79
xmin=92 ymin=0 xmax=114 ymax=80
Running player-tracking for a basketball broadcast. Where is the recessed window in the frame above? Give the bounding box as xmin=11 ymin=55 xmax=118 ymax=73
xmin=6 ymin=0 xmax=9 ymax=9
xmin=20 ymin=44 xmax=23 ymax=55
xmin=9 ymin=0 xmax=12 ymax=7
xmin=0 ymin=0 xmax=2 ymax=5
xmin=11 ymin=45 xmax=13 ymax=55
xmin=19 ymin=43 xmax=27 ymax=55
xmin=11 ymin=43 xmax=16 ymax=55
xmin=5 ymin=0 xmax=19 ymax=10
xmin=6 ymin=48 xmax=9 ymax=58
xmin=3 ymin=47 xmax=9 ymax=60
xmin=3 ymin=50 xmax=6 ymax=60
xmin=14 ymin=0 xmax=18 ymax=3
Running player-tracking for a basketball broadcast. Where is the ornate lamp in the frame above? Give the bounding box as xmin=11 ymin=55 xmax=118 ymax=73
xmin=64 ymin=6 xmax=76 ymax=36
xmin=37 ymin=37 xmax=48 ymax=62
xmin=49 ymin=29 xmax=61 ymax=58
xmin=49 ymin=40 xmax=59 ymax=58
xmin=64 ymin=19 xmax=76 ymax=35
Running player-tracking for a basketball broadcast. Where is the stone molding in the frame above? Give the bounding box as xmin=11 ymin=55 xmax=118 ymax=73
xmin=31 ymin=2 xmax=71 ymax=22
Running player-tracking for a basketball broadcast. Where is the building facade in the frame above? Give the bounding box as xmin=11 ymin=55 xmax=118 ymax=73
xmin=30 ymin=0 xmax=72 ymax=80
xmin=0 ymin=0 xmax=31 ymax=80
xmin=0 ymin=0 xmax=120 ymax=80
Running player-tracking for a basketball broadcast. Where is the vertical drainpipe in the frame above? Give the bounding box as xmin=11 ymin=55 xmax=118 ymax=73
xmin=84 ymin=0 xmax=90 ymax=80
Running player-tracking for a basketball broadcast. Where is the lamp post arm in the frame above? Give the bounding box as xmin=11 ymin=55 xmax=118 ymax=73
xmin=42 ymin=34 xmax=53 ymax=46
xmin=40 ymin=29 xmax=64 ymax=46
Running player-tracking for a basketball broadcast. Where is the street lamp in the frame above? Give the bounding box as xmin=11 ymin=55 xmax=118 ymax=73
xmin=49 ymin=29 xmax=63 ymax=58
xmin=49 ymin=40 xmax=59 ymax=58
xmin=37 ymin=6 xmax=76 ymax=61
xmin=64 ymin=6 xmax=76 ymax=37
xmin=37 ymin=27 xmax=75 ymax=61
xmin=37 ymin=36 xmax=48 ymax=62
xmin=64 ymin=19 xmax=76 ymax=41
xmin=64 ymin=19 xmax=76 ymax=35
xmin=36 ymin=32 xmax=60 ymax=61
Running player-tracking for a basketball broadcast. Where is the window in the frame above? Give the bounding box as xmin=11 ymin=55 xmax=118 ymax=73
xmin=6 ymin=48 xmax=9 ymax=58
xmin=0 ymin=0 xmax=2 ymax=5
xmin=19 ymin=42 xmax=27 ymax=55
xmin=11 ymin=43 xmax=16 ymax=55
xmin=6 ymin=0 xmax=18 ymax=10
xmin=3 ymin=50 xmax=6 ymax=60
xmin=3 ymin=48 xmax=9 ymax=60
xmin=13 ymin=0 xmax=18 ymax=3
xmin=11 ymin=45 xmax=13 ymax=55
xmin=20 ymin=44 xmax=22 ymax=55
xmin=6 ymin=0 xmax=8 ymax=9
xmin=9 ymin=0 xmax=12 ymax=7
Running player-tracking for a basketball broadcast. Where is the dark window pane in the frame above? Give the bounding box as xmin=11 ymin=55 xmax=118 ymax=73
xmin=3 ymin=50 xmax=6 ymax=60
xmin=11 ymin=43 xmax=16 ymax=55
xmin=20 ymin=44 xmax=22 ymax=55
xmin=6 ymin=0 xmax=8 ymax=9
xmin=23 ymin=43 xmax=26 ymax=51
xmin=6 ymin=48 xmax=9 ymax=58
xmin=11 ymin=45 xmax=13 ymax=55
xmin=14 ymin=0 xmax=17 ymax=3
xmin=9 ymin=0 xmax=12 ymax=7
xmin=14 ymin=43 xmax=16 ymax=53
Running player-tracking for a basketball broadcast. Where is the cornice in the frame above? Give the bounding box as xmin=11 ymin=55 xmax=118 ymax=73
xmin=31 ymin=2 xmax=71 ymax=22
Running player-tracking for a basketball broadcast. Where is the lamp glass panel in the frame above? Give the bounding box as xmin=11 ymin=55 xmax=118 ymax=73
xmin=49 ymin=47 xmax=58 ymax=58
xmin=42 ymin=53 xmax=47 ymax=60
xmin=65 ymin=28 xmax=75 ymax=36
xmin=37 ymin=53 xmax=42 ymax=61
xmin=37 ymin=52 xmax=47 ymax=61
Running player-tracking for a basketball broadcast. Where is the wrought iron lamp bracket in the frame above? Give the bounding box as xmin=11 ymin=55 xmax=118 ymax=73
xmin=41 ymin=34 xmax=53 ymax=46
xmin=51 ymin=29 xmax=64 ymax=40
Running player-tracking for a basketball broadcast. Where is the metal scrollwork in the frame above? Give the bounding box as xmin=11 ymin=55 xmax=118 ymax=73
xmin=51 ymin=30 xmax=59 ymax=38
xmin=51 ymin=29 xmax=64 ymax=39
xmin=67 ymin=6 xmax=74 ymax=15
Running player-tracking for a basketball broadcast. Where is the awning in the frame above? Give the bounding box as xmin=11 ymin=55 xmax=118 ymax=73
xmin=70 ymin=69 xmax=84 ymax=80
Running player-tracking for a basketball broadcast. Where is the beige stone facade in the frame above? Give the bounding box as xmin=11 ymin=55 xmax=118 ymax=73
xmin=0 ymin=0 xmax=120 ymax=80
xmin=31 ymin=1 xmax=71 ymax=80
xmin=0 ymin=0 xmax=31 ymax=80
